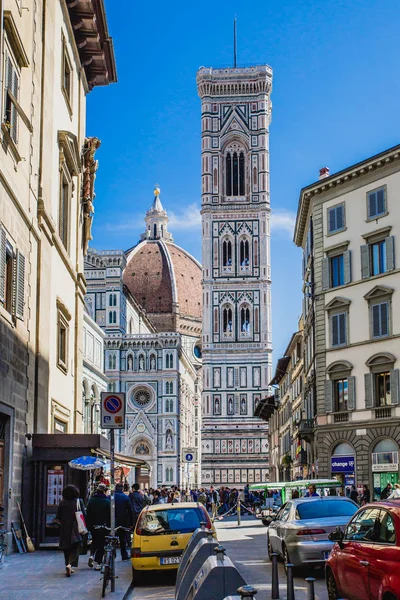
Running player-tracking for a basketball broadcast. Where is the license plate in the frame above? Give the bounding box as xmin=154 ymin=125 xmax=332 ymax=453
xmin=160 ymin=556 xmax=180 ymax=565
xmin=323 ymin=551 xmax=330 ymax=560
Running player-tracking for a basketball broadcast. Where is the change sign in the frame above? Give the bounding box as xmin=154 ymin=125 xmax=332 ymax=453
xmin=100 ymin=392 xmax=126 ymax=429
xmin=331 ymin=455 xmax=355 ymax=473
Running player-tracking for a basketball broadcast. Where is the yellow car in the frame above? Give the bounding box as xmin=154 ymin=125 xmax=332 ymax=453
xmin=131 ymin=502 xmax=215 ymax=578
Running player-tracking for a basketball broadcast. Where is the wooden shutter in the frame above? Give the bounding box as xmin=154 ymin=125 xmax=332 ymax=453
xmin=322 ymin=257 xmax=330 ymax=290
xmin=343 ymin=250 xmax=351 ymax=284
xmin=390 ymin=369 xmax=400 ymax=406
xmin=11 ymin=65 xmax=18 ymax=143
xmin=0 ymin=226 xmax=6 ymax=303
xmin=15 ymin=250 xmax=25 ymax=320
xmin=325 ymin=380 xmax=333 ymax=413
xmin=347 ymin=376 xmax=356 ymax=410
xmin=360 ymin=244 xmax=370 ymax=279
xmin=331 ymin=314 xmax=338 ymax=346
xmin=339 ymin=313 xmax=346 ymax=345
xmin=386 ymin=236 xmax=395 ymax=271
xmin=364 ymin=372 xmax=375 ymax=408
xmin=336 ymin=205 xmax=344 ymax=230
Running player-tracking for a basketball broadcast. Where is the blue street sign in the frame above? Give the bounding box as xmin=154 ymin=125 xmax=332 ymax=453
xmin=331 ymin=455 xmax=355 ymax=473
xmin=185 ymin=453 xmax=194 ymax=462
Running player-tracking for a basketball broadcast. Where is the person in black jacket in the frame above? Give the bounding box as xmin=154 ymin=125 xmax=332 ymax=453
xmin=115 ymin=483 xmax=133 ymax=560
xmin=129 ymin=483 xmax=144 ymax=525
xmin=86 ymin=483 xmax=110 ymax=570
xmin=56 ymin=485 xmax=85 ymax=577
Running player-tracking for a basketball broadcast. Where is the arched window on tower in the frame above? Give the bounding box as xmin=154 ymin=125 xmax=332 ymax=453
xmin=239 ymin=152 xmax=245 ymax=195
xmin=226 ymin=153 xmax=232 ymax=196
xmin=153 ymin=224 xmax=157 ymax=238
xmin=240 ymin=239 xmax=250 ymax=267
xmin=222 ymin=306 xmax=233 ymax=335
xmin=240 ymin=305 xmax=251 ymax=334
xmin=222 ymin=239 xmax=232 ymax=268
xmin=232 ymin=152 xmax=239 ymax=195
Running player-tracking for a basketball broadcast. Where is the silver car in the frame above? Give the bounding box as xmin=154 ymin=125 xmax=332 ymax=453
xmin=266 ymin=497 xmax=358 ymax=569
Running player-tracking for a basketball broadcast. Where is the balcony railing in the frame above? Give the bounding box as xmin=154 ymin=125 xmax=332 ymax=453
xmin=333 ymin=412 xmax=349 ymax=423
xmin=298 ymin=419 xmax=314 ymax=441
xmin=374 ymin=406 xmax=392 ymax=419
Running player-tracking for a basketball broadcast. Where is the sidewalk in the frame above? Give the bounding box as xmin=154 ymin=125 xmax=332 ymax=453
xmin=0 ymin=549 xmax=132 ymax=600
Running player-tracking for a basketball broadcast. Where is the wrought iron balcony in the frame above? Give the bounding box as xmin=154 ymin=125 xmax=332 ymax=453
xmin=298 ymin=418 xmax=314 ymax=441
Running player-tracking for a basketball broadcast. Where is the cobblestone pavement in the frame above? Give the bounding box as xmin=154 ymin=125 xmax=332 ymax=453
xmin=129 ymin=515 xmax=329 ymax=600
xmin=0 ymin=548 xmax=132 ymax=600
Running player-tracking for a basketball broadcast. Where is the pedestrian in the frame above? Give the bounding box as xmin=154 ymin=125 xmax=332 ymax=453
xmin=198 ymin=488 xmax=207 ymax=505
xmin=305 ymin=484 xmax=319 ymax=497
xmin=209 ymin=486 xmax=218 ymax=519
xmin=361 ymin=484 xmax=371 ymax=505
xmin=388 ymin=483 xmax=400 ymax=499
xmin=380 ymin=483 xmax=393 ymax=500
xmin=292 ymin=489 xmax=300 ymax=499
xmin=55 ymin=484 xmax=86 ymax=577
xmin=129 ymin=483 xmax=144 ymax=525
xmin=350 ymin=485 xmax=359 ymax=504
xmin=115 ymin=483 xmax=133 ymax=560
xmin=152 ymin=490 xmax=162 ymax=504
xmin=86 ymin=483 xmax=110 ymax=571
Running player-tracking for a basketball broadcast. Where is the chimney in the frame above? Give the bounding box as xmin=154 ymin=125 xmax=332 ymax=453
xmin=319 ymin=166 xmax=330 ymax=180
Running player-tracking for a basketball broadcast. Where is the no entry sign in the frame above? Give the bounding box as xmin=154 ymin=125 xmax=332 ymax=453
xmin=100 ymin=392 xmax=126 ymax=429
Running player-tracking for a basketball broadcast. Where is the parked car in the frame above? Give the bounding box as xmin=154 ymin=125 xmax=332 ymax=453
xmin=266 ymin=497 xmax=358 ymax=569
xmin=326 ymin=500 xmax=400 ymax=600
xmin=131 ymin=502 xmax=214 ymax=581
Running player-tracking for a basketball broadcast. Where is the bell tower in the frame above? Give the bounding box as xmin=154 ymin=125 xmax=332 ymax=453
xmin=197 ymin=65 xmax=273 ymax=487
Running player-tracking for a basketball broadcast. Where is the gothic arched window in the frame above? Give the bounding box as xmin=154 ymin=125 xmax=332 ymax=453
xmin=226 ymin=147 xmax=245 ymax=197
xmin=153 ymin=224 xmax=157 ymax=238
xmin=223 ymin=306 xmax=233 ymax=333
xmin=240 ymin=305 xmax=251 ymax=333
xmin=226 ymin=153 xmax=232 ymax=196
xmin=108 ymin=353 xmax=116 ymax=370
xmin=240 ymin=239 xmax=250 ymax=266
xmin=222 ymin=239 xmax=232 ymax=267
xmin=239 ymin=152 xmax=245 ymax=195
xmin=232 ymin=152 xmax=239 ymax=195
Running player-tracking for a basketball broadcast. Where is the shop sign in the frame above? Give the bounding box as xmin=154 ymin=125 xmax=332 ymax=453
xmin=331 ymin=455 xmax=355 ymax=473
xmin=372 ymin=463 xmax=398 ymax=473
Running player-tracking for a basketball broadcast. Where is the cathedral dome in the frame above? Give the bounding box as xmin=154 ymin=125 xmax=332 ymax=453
xmin=123 ymin=189 xmax=202 ymax=335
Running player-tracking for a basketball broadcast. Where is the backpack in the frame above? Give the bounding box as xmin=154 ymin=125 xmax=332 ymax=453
xmin=198 ymin=492 xmax=207 ymax=504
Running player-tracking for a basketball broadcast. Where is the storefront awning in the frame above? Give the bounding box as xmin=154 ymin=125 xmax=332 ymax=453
xmin=92 ymin=447 xmax=146 ymax=468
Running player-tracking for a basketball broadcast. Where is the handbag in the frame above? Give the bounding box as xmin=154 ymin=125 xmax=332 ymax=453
xmin=75 ymin=499 xmax=88 ymax=535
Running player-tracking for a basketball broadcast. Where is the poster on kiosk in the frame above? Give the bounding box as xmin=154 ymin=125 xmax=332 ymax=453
xmin=100 ymin=392 xmax=126 ymax=429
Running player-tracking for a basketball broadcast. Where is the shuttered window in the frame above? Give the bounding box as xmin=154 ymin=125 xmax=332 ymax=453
xmin=372 ymin=302 xmax=389 ymax=338
xmin=59 ymin=174 xmax=69 ymax=249
xmin=15 ymin=249 xmax=25 ymax=319
xmin=367 ymin=187 xmax=386 ymax=219
xmin=331 ymin=312 xmax=347 ymax=347
xmin=361 ymin=236 xmax=395 ymax=279
xmin=327 ymin=204 xmax=345 ymax=234
xmin=4 ymin=54 xmax=19 ymax=144
xmin=0 ymin=226 xmax=6 ymax=303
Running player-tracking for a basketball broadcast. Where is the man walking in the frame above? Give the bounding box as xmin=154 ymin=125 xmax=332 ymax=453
xmin=86 ymin=483 xmax=110 ymax=570
xmin=129 ymin=483 xmax=144 ymax=526
xmin=210 ymin=486 xmax=218 ymax=519
xmin=115 ymin=483 xmax=133 ymax=560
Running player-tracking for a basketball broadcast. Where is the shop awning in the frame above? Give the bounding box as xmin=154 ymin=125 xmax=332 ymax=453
xmin=92 ymin=447 xmax=146 ymax=468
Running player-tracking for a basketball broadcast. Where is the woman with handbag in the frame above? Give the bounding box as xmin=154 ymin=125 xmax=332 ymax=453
xmin=56 ymin=485 xmax=86 ymax=577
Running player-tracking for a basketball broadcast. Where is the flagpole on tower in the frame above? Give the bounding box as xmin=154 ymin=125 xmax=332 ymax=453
xmin=234 ymin=17 xmax=237 ymax=68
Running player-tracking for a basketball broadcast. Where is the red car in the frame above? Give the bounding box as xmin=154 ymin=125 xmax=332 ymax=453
xmin=326 ymin=500 xmax=400 ymax=600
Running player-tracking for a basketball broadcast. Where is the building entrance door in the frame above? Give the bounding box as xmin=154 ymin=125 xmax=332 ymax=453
xmin=0 ymin=439 xmax=4 ymax=506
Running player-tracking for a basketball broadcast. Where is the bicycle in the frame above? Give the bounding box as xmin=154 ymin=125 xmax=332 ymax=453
xmin=94 ymin=525 xmax=131 ymax=597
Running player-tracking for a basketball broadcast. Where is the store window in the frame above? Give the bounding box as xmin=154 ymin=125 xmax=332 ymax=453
xmin=372 ymin=438 xmax=399 ymax=501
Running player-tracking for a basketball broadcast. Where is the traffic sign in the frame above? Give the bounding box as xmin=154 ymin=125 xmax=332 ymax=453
xmin=182 ymin=448 xmax=197 ymax=463
xmin=100 ymin=392 xmax=126 ymax=429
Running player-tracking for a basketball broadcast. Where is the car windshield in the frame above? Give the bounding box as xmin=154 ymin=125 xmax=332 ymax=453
xmin=139 ymin=508 xmax=203 ymax=535
xmin=296 ymin=500 xmax=357 ymax=520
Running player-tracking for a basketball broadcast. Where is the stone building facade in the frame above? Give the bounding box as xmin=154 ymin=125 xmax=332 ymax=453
xmin=294 ymin=145 xmax=400 ymax=498
xmin=197 ymin=65 xmax=273 ymax=486
xmin=0 ymin=1 xmax=115 ymax=532
xmin=84 ymin=190 xmax=202 ymax=488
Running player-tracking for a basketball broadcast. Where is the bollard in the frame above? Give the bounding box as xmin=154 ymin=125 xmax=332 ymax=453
xmin=237 ymin=501 xmax=241 ymax=526
xmin=305 ymin=577 xmax=315 ymax=600
xmin=271 ymin=553 xmax=279 ymax=600
xmin=238 ymin=585 xmax=258 ymax=598
xmin=286 ymin=564 xmax=295 ymax=600
xmin=215 ymin=545 xmax=226 ymax=560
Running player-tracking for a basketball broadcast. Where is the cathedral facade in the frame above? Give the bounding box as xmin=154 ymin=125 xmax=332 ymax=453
xmin=197 ymin=65 xmax=273 ymax=486
xmin=84 ymin=190 xmax=202 ymax=488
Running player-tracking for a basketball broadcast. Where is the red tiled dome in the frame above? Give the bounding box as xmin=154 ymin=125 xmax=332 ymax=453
xmin=123 ymin=240 xmax=202 ymax=332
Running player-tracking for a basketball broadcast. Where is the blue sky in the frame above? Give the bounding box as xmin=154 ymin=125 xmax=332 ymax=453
xmin=87 ymin=0 xmax=400 ymax=365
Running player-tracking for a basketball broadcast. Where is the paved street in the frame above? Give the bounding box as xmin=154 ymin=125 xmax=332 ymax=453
xmin=129 ymin=515 xmax=328 ymax=600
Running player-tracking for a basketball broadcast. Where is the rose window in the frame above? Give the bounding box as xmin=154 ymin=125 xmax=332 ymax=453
xmin=133 ymin=389 xmax=151 ymax=408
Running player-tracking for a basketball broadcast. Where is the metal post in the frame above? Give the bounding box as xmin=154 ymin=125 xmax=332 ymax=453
xmin=237 ymin=501 xmax=241 ymax=526
xmin=286 ymin=564 xmax=295 ymax=600
xmin=233 ymin=17 xmax=237 ymax=68
xmin=271 ymin=553 xmax=279 ymax=600
xmin=110 ymin=429 xmax=115 ymax=536
xmin=305 ymin=578 xmax=315 ymax=600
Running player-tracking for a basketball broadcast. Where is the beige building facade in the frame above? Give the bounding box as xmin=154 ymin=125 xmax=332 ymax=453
xmin=294 ymin=145 xmax=400 ymax=498
xmin=0 ymin=1 xmax=115 ymax=532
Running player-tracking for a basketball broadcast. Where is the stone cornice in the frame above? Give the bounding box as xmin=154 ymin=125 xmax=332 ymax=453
xmin=294 ymin=144 xmax=400 ymax=247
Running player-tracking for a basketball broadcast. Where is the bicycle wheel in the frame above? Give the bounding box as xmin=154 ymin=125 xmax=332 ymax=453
xmin=102 ymin=564 xmax=110 ymax=598
xmin=110 ymin=552 xmax=115 ymax=592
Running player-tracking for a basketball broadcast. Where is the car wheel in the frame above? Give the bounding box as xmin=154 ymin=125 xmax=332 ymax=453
xmin=326 ymin=569 xmax=339 ymax=600
xmin=262 ymin=519 xmax=271 ymax=527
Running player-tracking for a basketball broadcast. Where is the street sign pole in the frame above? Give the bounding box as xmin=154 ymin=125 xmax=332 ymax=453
xmin=110 ymin=428 xmax=115 ymax=537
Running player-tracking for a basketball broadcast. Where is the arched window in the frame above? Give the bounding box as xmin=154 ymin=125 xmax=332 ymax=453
xmin=153 ymin=224 xmax=157 ymax=238
xmin=113 ymin=311 xmax=117 ymax=323
xmin=240 ymin=305 xmax=251 ymax=333
xmin=232 ymin=152 xmax=239 ymax=195
xmin=226 ymin=153 xmax=232 ymax=196
xmin=240 ymin=239 xmax=250 ymax=266
xmin=108 ymin=354 xmax=116 ymax=370
xmin=166 ymin=353 xmax=173 ymax=369
xmin=222 ymin=239 xmax=232 ymax=267
xmin=223 ymin=306 xmax=233 ymax=333
xmin=239 ymin=152 xmax=245 ymax=195
xmin=109 ymin=311 xmax=113 ymax=324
